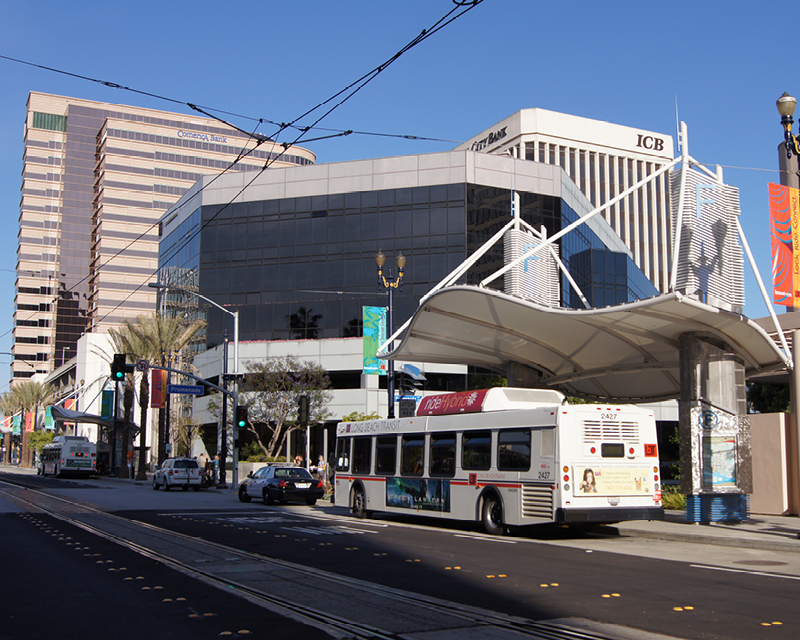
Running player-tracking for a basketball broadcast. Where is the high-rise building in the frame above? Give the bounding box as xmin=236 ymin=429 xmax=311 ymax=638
xmin=14 ymin=92 xmax=314 ymax=382
xmin=454 ymin=109 xmax=674 ymax=293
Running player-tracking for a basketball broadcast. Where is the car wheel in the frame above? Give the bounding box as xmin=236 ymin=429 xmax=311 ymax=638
xmin=306 ymin=499 xmax=317 ymax=506
xmin=238 ymin=486 xmax=251 ymax=503
xmin=163 ymin=479 xmax=170 ymax=492
xmin=482 ymin=495 xmax=505 ymax=535
xmin=263 ymin=489 xmax=274 ymax=505
xmin=152 ymin=477 xmax=160 ymax=490
xmin=352 ymin=486 xmax=371 ymax=519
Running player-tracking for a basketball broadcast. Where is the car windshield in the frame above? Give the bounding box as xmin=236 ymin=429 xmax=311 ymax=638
xmin=174 ymin=460 xmax=199 ymax=469
xmin=274 ymin=468 xmax=313 ymax=479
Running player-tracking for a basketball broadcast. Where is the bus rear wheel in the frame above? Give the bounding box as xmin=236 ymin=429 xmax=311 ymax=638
xmin=352 ymin=487 xmax=371 ymax=519
xmin=482 ymin=495 xmax=505 ymax=535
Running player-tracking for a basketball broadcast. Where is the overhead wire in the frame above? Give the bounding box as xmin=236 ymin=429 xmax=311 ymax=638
xmin=88 ymin=0 xmax=486 ymax=327
xmin=1 ymin=0 xmax=483 ymax=346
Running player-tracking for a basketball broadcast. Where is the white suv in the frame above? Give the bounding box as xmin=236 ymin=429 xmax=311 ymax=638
xmin=152 ymin=458 xmax=202 ymax=491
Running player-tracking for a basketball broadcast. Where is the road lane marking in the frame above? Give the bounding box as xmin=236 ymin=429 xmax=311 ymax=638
xmin=691 ymin=564 xmax=800 ymax=581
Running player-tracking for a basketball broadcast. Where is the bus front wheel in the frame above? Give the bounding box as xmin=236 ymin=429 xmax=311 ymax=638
xmin=352 ymin=487 xmax=371 ymax=519
xmin=482 ymin=495 xmax=504 ymax=535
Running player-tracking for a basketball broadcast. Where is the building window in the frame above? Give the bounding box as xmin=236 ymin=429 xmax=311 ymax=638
xmin=32 ymin=112 xmax=67 ymax=132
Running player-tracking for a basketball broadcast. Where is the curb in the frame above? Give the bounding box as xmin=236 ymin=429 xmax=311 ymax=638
xmin=614 ymin=526 xmax=800 ymax=553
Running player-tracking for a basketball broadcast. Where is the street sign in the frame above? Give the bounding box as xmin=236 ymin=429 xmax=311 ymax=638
xmin=168 ymin=384 xmax=204 ymax=395
xmin=135 ymin=359 xmax=149 ymax=373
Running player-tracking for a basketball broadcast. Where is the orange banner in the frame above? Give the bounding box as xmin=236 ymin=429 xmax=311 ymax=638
xmin=24 ymin=412 xmax=34 ymax=432
xmin=770 ymin=183 xmax=800 ymax=306
xmin=151 ymin=369 xmax=166 ymax=408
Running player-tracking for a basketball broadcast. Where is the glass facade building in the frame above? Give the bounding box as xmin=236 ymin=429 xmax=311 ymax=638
xmin=158 ymin=151 xmax=657 ymax=349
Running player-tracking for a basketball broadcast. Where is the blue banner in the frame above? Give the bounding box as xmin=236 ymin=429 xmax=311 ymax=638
xmin=362 ymin=306 xmax=387 ymax=375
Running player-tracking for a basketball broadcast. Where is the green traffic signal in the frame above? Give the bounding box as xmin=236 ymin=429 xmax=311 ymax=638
xmin=235 ymin=406 xmax=248 ymax=428
xmin=111 ymin=354 xmax=126 ymax=380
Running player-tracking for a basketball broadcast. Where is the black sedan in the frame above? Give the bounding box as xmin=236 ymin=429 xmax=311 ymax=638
xmin=238 ymin=464 xmax=325 ymax=505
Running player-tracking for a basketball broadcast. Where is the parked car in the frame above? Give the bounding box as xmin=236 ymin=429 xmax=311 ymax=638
xmin=152 ymin=458 xmax=202 ymax=491
xmin=238 ymin=464 xmax=324 ymax=505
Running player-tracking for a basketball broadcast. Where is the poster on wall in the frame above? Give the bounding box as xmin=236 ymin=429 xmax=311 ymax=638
xmin=769 ymin=182 xmax=800 ymax=306
xmin=702 ymin=436 xmax=737 ymax=488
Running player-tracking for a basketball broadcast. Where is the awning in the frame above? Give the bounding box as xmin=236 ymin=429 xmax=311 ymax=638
xmin=385 ymin=287 xmax=789 ymax=402
xmin=48 ymin=405 xmax=141 ymax=432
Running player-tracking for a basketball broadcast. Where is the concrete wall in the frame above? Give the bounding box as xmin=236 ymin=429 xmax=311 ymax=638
xmin=750 ymin=413 xmax=798 ymax=515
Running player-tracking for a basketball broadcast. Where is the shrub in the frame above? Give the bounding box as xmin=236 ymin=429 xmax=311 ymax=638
xmin=661 ymin=485 xmax=686 ymax=510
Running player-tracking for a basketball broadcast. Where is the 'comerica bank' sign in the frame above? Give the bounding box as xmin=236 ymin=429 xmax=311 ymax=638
xmin=178 ymin=130 xmax=228 ymax=144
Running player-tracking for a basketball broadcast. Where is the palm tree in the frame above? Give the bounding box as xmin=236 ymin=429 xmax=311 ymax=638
xmin=0 ymin=391 xmax=21 ymax=465
xmin=7 ymin=381 xmax=56 ymax=468
xmin=109 ymin=313 xmax=205 ymax=479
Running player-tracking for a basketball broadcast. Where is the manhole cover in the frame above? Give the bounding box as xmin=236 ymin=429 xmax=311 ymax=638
xmin=732 ymin=560 xmax=788 ymax=567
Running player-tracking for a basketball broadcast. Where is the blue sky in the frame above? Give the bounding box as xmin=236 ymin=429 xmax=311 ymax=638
xmin=0 ymin=0 xmax=791 ymax=383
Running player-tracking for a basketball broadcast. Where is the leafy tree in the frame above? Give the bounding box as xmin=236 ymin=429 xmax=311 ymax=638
xmin=239 ymin=356 xmax=332 ymax=457
xmin=108 ymin=313 xmax=205 ymax=477
xmin=7 ymin=381 xmax=56 ymax=468
xmin=341 ymin=411 xmax=382 ymax=422
xmin=28 ymin=429 xmax=54 ymax=454
xmin=468 ymin=375 xmax=507 ymax=390
xmin=747 ymin=382 xmax=790 ymax=414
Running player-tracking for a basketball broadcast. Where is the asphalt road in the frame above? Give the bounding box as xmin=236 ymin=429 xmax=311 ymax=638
xmin=124 ymin=504 xmax=796 ymax=640
xmin=1 ymin=470 xmax=797 ymax=640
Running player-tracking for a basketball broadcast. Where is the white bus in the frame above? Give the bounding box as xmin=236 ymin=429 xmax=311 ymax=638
xmin=41 ymin=436 xmax=97 ymax=477
xmin=334 ymin=387 xmax=663 ymax=534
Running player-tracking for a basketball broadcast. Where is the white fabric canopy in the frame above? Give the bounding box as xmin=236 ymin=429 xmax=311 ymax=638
xmin=385 ymin=287 xmax=788 ymax=401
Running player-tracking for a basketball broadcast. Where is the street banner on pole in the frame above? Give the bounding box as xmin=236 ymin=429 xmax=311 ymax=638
xmin=769 ymin=182 xmax=800 ymax=306
xmin=151 ymin=369 xmax=167 ymax=408
xmin=362 ymin=306 xmax=387 ymax=375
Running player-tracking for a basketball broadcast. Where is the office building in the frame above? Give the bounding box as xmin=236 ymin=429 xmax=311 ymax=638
xmin=14 ymin=92 xmax=315 ymax=382
xmin=157 ymin=149 xmax=659 ymax=430
xmin=455 ymin=109 xmax=674 ymax=293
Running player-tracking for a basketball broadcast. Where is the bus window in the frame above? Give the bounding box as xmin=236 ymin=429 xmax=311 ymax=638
xmin=462 ymin=430 xmax=491 ymax=470
xmin=430 ymin=434 xmax=455 ymax=477
xmin=401 ymin=435 xmax=424 ymax=476
xmin=336 ymin=437 xmax=350 ymax=472
xmin=375 ymin=436 xmax=397 ymax=475
xmin=352 ymin=437 xmax=372 ymax=474
xmin=541 ymin=429 xmax=555 ymax=457
xmin=498 ymin=429 xmax=531 ymax=471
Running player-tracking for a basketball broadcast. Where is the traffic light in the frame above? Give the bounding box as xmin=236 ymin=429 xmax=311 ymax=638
xmin=235 ymin=405 xmax=248 ymax=429
xmin=111 ymin=353 xmax=126 ymax=381
xmin=298 ymin=395 xmax=310 ymax=425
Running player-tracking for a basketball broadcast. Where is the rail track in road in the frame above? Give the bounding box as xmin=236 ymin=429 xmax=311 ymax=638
xmin=0 ymin=478 xmax=673 ymax=640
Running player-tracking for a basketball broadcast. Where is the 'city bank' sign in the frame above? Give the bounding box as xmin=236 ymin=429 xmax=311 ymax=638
xmin=178 ymin=130 xmax=228 ymax=144
xmin=470 ymin=126 xmax=507 ymax=151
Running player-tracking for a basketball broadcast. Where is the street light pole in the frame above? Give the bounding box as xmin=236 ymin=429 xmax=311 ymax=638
xmin=375 ymin=251 xmax=406 ymax=419
xmin=777 ymin=93 xmax=800 ymax=515
xmin=148 ymin=281 xmax=239 ymax=486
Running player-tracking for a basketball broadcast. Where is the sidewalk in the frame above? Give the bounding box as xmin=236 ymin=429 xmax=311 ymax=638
xmin=612 ymin=509 xmax=800 ymax=554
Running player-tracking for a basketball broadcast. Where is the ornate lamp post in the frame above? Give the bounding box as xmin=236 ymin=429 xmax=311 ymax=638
xmin=375 ymin=251 xmax=406 ymax=419
xmin=777 ymin=92 xmax=800 ymax=189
